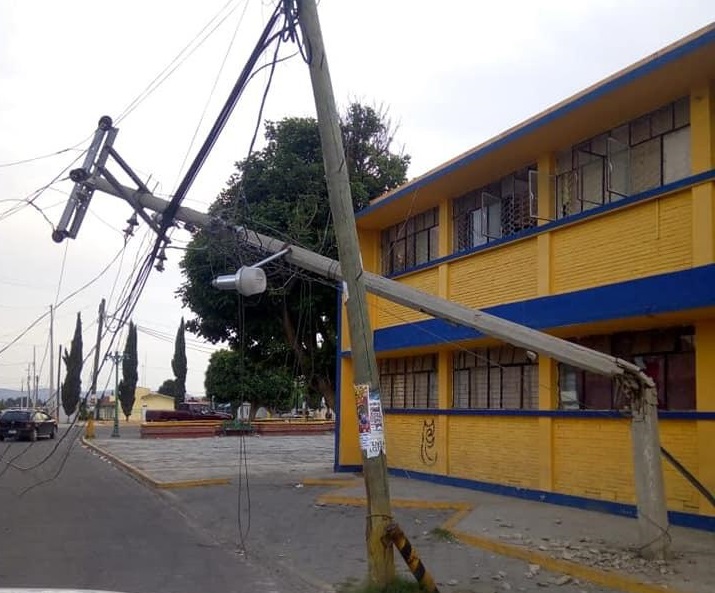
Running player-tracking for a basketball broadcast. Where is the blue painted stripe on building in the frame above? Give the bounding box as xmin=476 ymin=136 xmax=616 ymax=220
xmin=357 ymin=264 xmax=715 ymax=353
xmin=333 ymin=288 xmax=343 ymax=472
xmin=335 ymin=464 xmax=363 ymax=474
xmin=384 ymin=169 xmax=715 ymax=281
xmin=356 ymin=29 xmax=715 ymax=220
xmin=387 ymin=468 xmax=715 ymax=532
xmin=382 ymin=408 xmax=715 ymax=419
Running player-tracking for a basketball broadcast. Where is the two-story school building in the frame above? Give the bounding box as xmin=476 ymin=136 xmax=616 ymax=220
xmin=335 ymin=24 xmax=715 ymax=530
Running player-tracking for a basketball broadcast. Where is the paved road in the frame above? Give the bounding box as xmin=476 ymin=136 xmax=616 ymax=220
xmin=0 ymin=427 xmax=313 ymax=593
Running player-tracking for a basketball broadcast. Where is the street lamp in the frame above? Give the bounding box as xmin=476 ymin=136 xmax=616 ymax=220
xmin=106 ymin=351 xmax=123 ymax=438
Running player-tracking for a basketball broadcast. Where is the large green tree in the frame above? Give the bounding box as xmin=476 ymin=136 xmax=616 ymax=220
xmin=157 ymin=379 xmax=177 ymax=398
xmin=179 ymin=104 xmax=409 ymax=409
xmin=171 ymin=317 xmax=187 ymax=405
xmin=204 ymin=349 xmax=294 ymax=411
xmin=118 ymin=321 xmax=138 ymax=420
xmin=179 ymin=103 xmax=410 ymax=407
xmin=61 ymin=313 xmax=83 ymax=417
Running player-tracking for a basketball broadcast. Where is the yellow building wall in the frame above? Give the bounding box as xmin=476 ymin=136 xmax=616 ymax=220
xmin=695 ymin=319 xmax=715 ymax=516
xmin=338 ymin=358 xmax=362 ymax=467
xmin=551 ymin=191 xmax=693 ymax=294
xmin=448 ymin=415 xmax=540 ymax=489
xmin=126 ymin=388 xmax=176 ymax=421
xmin=551 ymin=417 xmax=700 ymax=513
xmin=340 ymin=78 xmax=715 ymax=522
xmin=384 ymin=413 xmax=446 ymax=475
xmin=448 ymin=239 xmax=538 ymax=309
xmin=375 ymin=268 xmax=439 ymax=329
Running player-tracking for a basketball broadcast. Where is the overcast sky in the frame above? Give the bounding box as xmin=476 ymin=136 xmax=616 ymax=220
xmin=1 ymin=0 xmax=713 ymax=400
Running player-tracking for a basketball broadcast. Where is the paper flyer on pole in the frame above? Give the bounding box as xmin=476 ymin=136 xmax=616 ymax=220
xmin=354 ymin=384 xmax=385 ymax=458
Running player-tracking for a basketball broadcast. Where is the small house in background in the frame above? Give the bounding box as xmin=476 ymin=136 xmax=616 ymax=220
xmin=336 ymin=24 xmax=715 ymax=531
xmin=96 ymin=387 xmax=175 ymax=422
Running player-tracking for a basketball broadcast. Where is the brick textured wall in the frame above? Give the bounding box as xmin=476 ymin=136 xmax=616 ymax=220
xmin=385 ymin=413 xmax=441 ymax=473
xmin=375 ymin=269 xmax=439 ymax=328
xmin=553 ymin=417 xmax=635 ymax=503
xmin=447 ymin=416 xmax=540 ymax=489
xmin=551 ymin=191 xmax=692 ymax=294
xmin=552 ymin=417 xmax=700 ymax=512
xmin=661 ymin=420 xmax=701 ymax=512
xmin=449 ymin=239 xmax=538 ymax=309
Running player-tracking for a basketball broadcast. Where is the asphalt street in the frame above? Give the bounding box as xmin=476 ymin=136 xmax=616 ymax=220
xmin=0 ymin=424 xmax=631 ymax=593
xmin=0 ymin=426 xmax=314 ymax=593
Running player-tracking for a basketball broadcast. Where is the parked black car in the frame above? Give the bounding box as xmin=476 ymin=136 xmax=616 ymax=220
xmin=0 ymin=409 xmax=57 ymax=441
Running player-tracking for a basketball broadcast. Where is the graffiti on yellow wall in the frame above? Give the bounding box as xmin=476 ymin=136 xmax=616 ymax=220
xmin=420 ymin=418 xmax=437 ymax=466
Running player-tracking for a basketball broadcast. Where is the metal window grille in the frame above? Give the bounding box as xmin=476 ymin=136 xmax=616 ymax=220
xmin=379 ymin=355 xmax=438 ymax=409
xmin=452 ymin=346 xmax=537 ymax=409
xmin=381 ymin=208 xmax=439 ymax=275
xmin=453 ymin=167 xmax=537 ymax=252
xmin=555 ymin=97 xmax=691 ymax=220
xmin=557 ymin=326 xmax=695 ymax=411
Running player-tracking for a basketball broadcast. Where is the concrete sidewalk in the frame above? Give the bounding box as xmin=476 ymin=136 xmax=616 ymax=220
xmin=315 ymin=476 xmax=715 ymax=593
xmin=83 ymin=434 xmax=714 ymax=593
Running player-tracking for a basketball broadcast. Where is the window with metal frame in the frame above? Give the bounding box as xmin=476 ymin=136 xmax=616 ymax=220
xmin=381 ymin=208 xmax=439 ymax=275
xmin=453 ymin=346 xmax=538 ymax=409
xmin=453 ymin=166 xmax=537 ymax=252
xmin=379 ymin=355 xmax=438 ymax=409
xmin=555 ymin=97 xmax=690 ymax=219
xmin=558 ymin=326 xmax=695 ymax=411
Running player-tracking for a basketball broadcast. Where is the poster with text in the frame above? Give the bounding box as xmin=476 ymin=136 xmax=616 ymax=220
xmin=354 ymin=384 xmax=371 ymax=453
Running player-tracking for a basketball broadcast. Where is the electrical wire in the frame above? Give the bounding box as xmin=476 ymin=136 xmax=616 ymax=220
xmin=0 ymin=150 xmax=85 ymax=224
xmin=115 ymin=0 xmax=248 ymax=124
xmin=0 ymin=243 xmax=129 ymax=357
xmin=53 ymin=241 xmax=69 ymax=306
xmin=236 ymin=429 xmax=251 ymax=552
xmin=660 ymin=446 xmax=715 ymax=508
xmin=0 ymin=147 xmax=84 ymax=169
xmin=173 ymin=0 xmax=251 ymax=189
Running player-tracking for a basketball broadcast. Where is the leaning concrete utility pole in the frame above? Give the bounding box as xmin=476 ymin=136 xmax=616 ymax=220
xmin=297 ymin=0 xmax=394 ymax=584
xmin=80 ymin=171 xmax=669 ymax=558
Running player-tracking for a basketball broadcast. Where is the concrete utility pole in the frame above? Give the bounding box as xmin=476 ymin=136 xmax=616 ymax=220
xmin=51 ymin=95 xmax=670 ymax=559
xmin=86 ymin=178 xmax=668 ymax=558
xmin=91 ymin=298 xmax=106 ymax=419
xmin=297 ymin=0 xmax=394 ymax=584
xmin=56 ymin=346 xmax=62 ymax=421
xmin=32 ymin=346 xmax=37 ymax=408
xmin=49 ymin=304 xmax=54 ymax=414
xmin=107 ymin=351 xmax=122 ymax=438
xmin=26 ymin=363 xmax=31 ymax=409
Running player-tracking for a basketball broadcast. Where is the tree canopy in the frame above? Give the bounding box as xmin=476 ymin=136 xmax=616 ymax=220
xmin=157 ymin=379 xmax=177 ymax=398
xmin=61 ymin=313 xmax=83 ymax=417
xmin=118 ymin=321 xmax=138 ymax=420
xmin=179 ymin=103 xmax=410 ymax=409
xmin=171 ymin=318 xmax=187 ymax=405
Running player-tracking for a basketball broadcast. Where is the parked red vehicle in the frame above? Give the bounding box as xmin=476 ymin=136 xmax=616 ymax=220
xmin=144 ymin=402 xmax=232 ymax=422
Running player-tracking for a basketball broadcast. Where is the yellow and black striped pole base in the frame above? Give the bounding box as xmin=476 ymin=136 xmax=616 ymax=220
xmin=386 ymin=522 xmax=439 ymax=592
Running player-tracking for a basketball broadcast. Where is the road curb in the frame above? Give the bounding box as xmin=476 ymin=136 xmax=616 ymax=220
xmin=301 ymin=477 xmax=362 ymax=487
xmin=81 ymin=438 xmax=232 ymax=490
xmin=314 ymin=488 xmax=686 ymax=593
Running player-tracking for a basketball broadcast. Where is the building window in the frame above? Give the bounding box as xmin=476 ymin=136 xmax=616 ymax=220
xmin=453 ymin=346 xmax=537 ymax=409
xmin=558 ymin=326 xmax=695 ymax=411
xmin=381 ymin=208 xmax=439 ymax=275
xmin=453 ymin=166 xmax=537 ymax=252
xmin=555 ymin=97 xmax=690 ymax=219
xmin=379 ymin=355 xmax=437 ymax=408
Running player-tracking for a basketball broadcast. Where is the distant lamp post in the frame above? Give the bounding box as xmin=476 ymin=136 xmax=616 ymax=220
xmin=106 ymin=351 xmax=123 ymax=438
